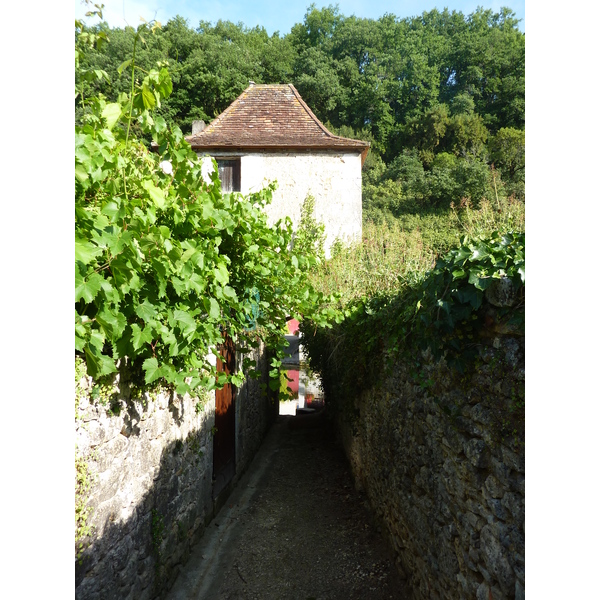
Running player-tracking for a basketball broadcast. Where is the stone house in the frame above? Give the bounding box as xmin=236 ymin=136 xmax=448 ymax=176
xmin=186 ymin=83 xmax=369 ymax=256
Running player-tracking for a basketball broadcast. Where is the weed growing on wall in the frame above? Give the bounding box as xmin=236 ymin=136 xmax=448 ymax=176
xmin=194 ymin=386 xmax=211 ymax=414
xmin=75 ymin=451 xmax=94 ymax=562
xmin=293 ymin=194 xmax=326 ymax=262
xmin=75 ymin=356 xmax=88 ymax=417
xmin=301 ymin=219 xmax=525 ymax=421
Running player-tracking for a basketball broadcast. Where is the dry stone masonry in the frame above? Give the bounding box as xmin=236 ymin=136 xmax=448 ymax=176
xmin=75 ymin=344 xmax=275 ymax=600
xmin=339 ymin=334 xmax=525 ymax=600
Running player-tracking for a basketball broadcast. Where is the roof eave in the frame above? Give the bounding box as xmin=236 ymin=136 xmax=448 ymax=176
xmin=186 ymin=142 xmax=370 ymax=152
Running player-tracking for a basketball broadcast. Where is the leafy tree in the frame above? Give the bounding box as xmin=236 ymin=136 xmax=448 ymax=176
xmin=403 ymin=103 xmax=451 ymax=165
xmin=293 ymin=195 xmax=326 ymax=263
xmin=489 ymin=127 xmax=525 ymax=189
xmin=77 ymin=3 xmax=525 ymax=231
xmin=293 ymin=46 xmax=343 ymax=115
xmin=444 ymin=112 xmax=489 ymax=159
xmin=289 ymin=3 xmax=341 ymax=50
xmin=425 ymin=154 xmax=492 ymax=207
xmin=386 ymin=150 xmax=427 ymax=205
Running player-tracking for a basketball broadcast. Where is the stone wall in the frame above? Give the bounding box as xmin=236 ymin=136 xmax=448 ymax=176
xmin=338 ymin=335 xmax=525 ymax=600
xmin=75 ymin=343 xmax=275 ymax=599
xmin=235 ymin=346 xmax=278 ymax=476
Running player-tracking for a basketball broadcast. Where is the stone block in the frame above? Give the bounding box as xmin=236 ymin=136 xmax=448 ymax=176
xmin=87 ymin=419 xmax=106 ymax=448
xmin=464 ymin=510 xmax=484 ymax=531
xmin=78 ymin=392 xmax=91 ymax=411
xmin=480 ymin=524 xmax=515 ymax=595
xmin=80 ymin=404 xmax=101 ymax=423
xmin=75 ymin=577 xmax=106 ymax=600
xmin=468 ymin=544 xmax=480 ymax=564
xmin=92 ymin=467 xmax=124 ymax=506
xmin=485 ymin=498 xmax=508 ymax=521
xmin=441 ymin=432 xmax=464 ymax=455
xmin=489 ymin=457 xmax=512 ymax=487
xmin=453 ymin=416 xmax=484 ymax=439
xmin=76 ymin=428 xmax=92 ymax=456
xmin=501 ymin=337 xmax=522 ymax=367
xmin=469 ymin=404 xmax=494 ymax=428
xmin=456 ymin=573 xmax=469 ymax=593
xmin=484 ymin=475 xmax=504 ymax=499
xmin=513 ymin=553 xmax=525 ymax=583
xmin=501 ymin=491 xmax=524 ymax=524
xmin=479 ymin=565 xmax=492 ymax=583
xmin=94 ymin=435 xmax=128 ymax=473
xmin=102 ymin=413 xmax=125 ymax=443
xmin=515 ymin=579 xmax=525 ymax=600
xmin=465 ymin=467 xmax=488 ymax=489
xmin=464 ymin=439 xmax=489 ymax=469
xmin=501 ymin=445 xmax=524 ymax=474
xmin=107 ymin=534 xmax=133 ymax=572
xmin=510 ymin=473 xmax=525 ymax=496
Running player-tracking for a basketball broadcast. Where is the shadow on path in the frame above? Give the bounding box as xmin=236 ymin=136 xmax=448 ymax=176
xmin=168 ymin=412 xmax=411 ymax=600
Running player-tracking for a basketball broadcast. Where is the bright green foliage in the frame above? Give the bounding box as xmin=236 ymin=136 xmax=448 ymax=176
xmin=292 ymin=195 xmax=326 ymax=263
xmin=77 ymin=5 xmax=524 ymax=221
xmin=300 ymin=227 xmax=525 ymax=415
xmin=76 ymin=4 xmax=525 ymax=406
xmin=75 ymin=450 xmax=93 ymax=560
xmin=279 ymin=370 xmax=298 ymax=402
xmin=75 ymin=16 xmax=331 ymax=394
xmin=489 ymin=127 xmax=525 ymax=199
xmin=363 ymin=147 xmax=496 ymax=220
xmin=308 ymin=196 xmax=524 ymax=311
xmin=409 ymin=231 xmax=524 ymax=363
xmin=78 ymin=6 xmax=524 ymax=154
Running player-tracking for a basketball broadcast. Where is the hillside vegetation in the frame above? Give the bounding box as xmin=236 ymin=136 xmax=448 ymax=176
xmin=77 ymin=4 xmax=525 ymax=222
xmin=75 ymin=3 xmax=525 ymax=398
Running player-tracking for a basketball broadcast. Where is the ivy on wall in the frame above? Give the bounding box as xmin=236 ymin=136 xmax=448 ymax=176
xmin=300 ymin=229 xmax=525 ymax=417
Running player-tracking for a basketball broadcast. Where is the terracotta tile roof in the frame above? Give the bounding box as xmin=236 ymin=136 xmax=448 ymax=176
xmin=186 ymin=84 xmax=369 ymax=159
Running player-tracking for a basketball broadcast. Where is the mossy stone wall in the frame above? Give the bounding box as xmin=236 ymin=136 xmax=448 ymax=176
xmin=338 ymin=335 xmax=524 ymax=600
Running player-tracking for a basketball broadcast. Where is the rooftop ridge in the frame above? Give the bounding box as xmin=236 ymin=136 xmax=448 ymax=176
xmin=287 ymin=84 xmax=334 ymax=138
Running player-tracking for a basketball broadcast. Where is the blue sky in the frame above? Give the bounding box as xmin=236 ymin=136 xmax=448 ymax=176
xmin=75 ymin=0 xmax=524 ymax=34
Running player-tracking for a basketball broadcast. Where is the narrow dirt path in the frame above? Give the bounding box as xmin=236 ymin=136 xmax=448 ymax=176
xmin=169 ymin=412 xmax=411 ymax=600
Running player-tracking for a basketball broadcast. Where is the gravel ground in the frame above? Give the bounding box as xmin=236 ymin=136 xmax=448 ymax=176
xmin=169 ymin=412 xmax=411 ymax=600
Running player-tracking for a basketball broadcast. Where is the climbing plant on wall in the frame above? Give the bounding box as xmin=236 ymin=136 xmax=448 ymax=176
xmin=300 ymin=227 xmax=525 ymax=418
xmin=75 ymin=8 xmax=337 ymax=395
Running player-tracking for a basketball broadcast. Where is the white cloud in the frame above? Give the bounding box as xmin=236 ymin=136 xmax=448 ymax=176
xmin=75 ymin=0 xmax=168 ymax=29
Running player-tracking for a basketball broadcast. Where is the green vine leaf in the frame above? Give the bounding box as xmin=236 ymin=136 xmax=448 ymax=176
xmin=75 ymin=239 xmax=102 ymax=266
xmin=75 ymin=271 xmax=104 ymax=303
xmin=143 ymin=180 xmax=166 ymax=209
xmin=101 ymin=103 xmax=121 ymax=130
xmin=142 ymin=357 xmax=162 ymax=384
xmin=84 ymin=345 xmax=117 ymax=378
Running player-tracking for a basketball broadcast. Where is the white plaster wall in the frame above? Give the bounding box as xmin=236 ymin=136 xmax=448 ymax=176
xmin=200 ymin=151 xmax=363 ymax=256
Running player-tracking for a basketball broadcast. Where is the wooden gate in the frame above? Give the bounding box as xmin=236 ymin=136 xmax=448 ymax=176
xmin=213 ymin=332 xmax=236 ymax=498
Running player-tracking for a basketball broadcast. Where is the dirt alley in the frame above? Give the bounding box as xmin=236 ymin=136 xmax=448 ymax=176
xmin=168 ymin=411 xmax=412 ymax=600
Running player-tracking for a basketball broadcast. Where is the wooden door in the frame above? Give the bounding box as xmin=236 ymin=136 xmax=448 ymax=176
xmin=213 ymin=332 xmax=236 ymax=497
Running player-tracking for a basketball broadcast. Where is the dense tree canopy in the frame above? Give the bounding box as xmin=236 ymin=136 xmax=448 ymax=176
xmin=77 ymin=4 xmax=525 ymax=220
